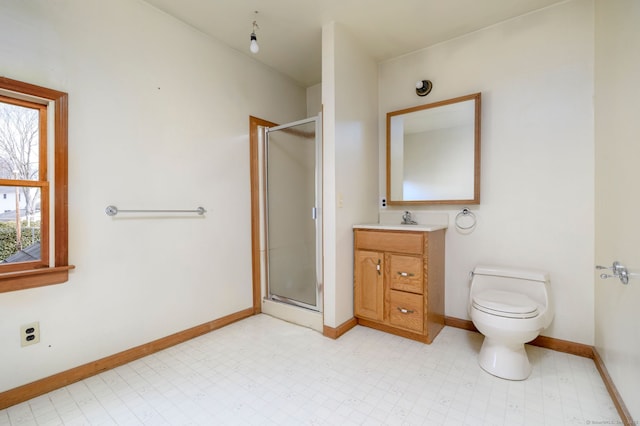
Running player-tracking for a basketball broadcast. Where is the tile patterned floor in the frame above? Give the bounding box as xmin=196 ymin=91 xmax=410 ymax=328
xmin=0 ymin=314 xmax=620 ymax=425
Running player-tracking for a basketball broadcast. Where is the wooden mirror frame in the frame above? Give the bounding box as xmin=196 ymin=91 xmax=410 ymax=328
xmin=386 ymin=92 xmax=481 ymax=205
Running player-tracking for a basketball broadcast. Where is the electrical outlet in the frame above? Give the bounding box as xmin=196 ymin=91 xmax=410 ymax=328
xmin=20 ymin=322 xmax=40 ymax=347
xmin=380 ymin=197 xmax=387 ymax=208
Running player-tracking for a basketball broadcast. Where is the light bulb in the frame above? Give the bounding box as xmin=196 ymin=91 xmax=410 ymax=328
xmin=250 ymin=33 xmax=259 ymax=54
xmin=416 ymin=80 xmax=424 ymax=89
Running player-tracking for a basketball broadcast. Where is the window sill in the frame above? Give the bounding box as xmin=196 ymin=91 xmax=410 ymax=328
xmin=0 ymin=265 xmax=76 ymax=293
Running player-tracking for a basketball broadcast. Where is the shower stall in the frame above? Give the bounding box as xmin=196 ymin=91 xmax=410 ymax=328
xmin=260 ymin=115 xmax=323 ymax=324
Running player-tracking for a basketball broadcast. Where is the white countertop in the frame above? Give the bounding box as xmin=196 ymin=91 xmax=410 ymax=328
xmin=353 ymin=223 xmax=448 ymax=232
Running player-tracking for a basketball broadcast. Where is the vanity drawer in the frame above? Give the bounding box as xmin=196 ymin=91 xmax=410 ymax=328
xmin=389 ymin=255 xmax=423 ymax=294
xmin=355 ymin=230 xmax=423 ymax=255
xmin=389 ymin=290 xmax=423 ymax=333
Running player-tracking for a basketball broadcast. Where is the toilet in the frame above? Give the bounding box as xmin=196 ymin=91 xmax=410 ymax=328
xmin=468 ymin=265 xmax=553 ymax=380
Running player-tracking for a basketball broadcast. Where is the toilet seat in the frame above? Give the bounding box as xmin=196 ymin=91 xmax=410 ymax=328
xmin=472 ymin=289 xmax=539 ymax=319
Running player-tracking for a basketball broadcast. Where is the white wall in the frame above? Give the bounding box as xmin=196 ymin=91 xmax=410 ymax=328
xmin=378 ymin=0 xmax=595 ymax=344
xmin=322 ymin=22 xmax=379 ymax=328
xmin=307 ymin=83 xmax=322 ymax=118
xmin=594 ymin=0 xmax=640 ymax=419
xmin=0 ymin=0 xmax=306 ymax=392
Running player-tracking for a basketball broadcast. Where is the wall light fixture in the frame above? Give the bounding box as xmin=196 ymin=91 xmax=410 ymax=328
xmin=416 ymin=80 xmax=433 ymax=97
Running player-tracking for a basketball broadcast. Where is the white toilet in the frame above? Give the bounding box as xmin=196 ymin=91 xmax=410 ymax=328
xmin=468 ymin=265 xmax=553 ymax=380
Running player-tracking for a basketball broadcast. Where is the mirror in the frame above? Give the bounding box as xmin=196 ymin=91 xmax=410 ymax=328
xmin=386 ymin=93 xmax=481 ymax=205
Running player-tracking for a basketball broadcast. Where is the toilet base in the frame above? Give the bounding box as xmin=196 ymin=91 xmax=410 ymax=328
xmin=478 ymin=336 xmax=532 ymax=380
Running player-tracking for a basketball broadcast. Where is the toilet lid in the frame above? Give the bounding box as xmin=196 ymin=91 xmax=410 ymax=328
xmin=472 ymin=289 xmax=539 ymax=319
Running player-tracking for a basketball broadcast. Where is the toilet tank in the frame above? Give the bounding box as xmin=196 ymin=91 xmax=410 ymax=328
xmin=470 ymin=265 xmax=550 ymax=308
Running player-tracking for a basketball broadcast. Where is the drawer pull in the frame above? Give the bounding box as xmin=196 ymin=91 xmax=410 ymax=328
xmin=397 ymin=307 xmax=415 ymax=314
xmin=397 ymin=271 xmax=415 ymax=277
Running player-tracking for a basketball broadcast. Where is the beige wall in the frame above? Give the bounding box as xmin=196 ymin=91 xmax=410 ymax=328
xmin=307 ymin=83 xmax=322 ymax=117
xmin=595 ymin=0 xmax=640 ymax=419
xmin=378 ymin=0 xmax=595 ymax=344
xmin=0 ymin=0 xmax=306 ymax=392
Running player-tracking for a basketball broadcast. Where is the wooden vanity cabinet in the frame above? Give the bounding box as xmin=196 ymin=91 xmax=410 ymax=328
xmin=353 ymin=228 xmax=445 ymax=344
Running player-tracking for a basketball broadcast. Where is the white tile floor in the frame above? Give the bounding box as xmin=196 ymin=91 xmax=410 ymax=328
xmin=0 ymin=314 xmax=620 ymax=425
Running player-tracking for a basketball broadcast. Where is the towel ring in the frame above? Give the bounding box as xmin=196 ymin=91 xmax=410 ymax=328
xmin=455 ymin=208 xmax=477 ymax=230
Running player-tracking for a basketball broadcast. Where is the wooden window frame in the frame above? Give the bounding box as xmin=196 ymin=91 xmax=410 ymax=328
xmin=0 ymin=95 xmax=49 ymax=273
xmin=0 ymin=77 xmax=74 ymax=293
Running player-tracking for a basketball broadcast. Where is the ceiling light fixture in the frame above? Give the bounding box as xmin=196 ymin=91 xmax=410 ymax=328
xmin=250 ymin=11 xmax=259 ymax=54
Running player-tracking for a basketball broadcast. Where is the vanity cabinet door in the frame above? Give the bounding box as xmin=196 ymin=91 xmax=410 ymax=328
xmin=354 ymin=250 xmax=384 ymax=321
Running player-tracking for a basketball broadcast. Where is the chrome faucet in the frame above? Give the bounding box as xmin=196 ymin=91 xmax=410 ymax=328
xmin=401 ymin=210 xmax=418 ymax=225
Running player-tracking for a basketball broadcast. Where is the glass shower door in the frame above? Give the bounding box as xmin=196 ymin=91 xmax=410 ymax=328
xmin=265 ymin=116 xmax=322 ymax=311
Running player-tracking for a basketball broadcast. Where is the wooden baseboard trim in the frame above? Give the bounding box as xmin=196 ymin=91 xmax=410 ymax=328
xmin=528 ymin=334 xmax=594 ymax=359
xmin=356 ymin=318 xmax=429 ymax=343
xmin=445 ymin=316 xmax=634 ymax=424
xmin=0 ymin=308 xmax=254 ymax=410
xmin=592 ymin=348 xmax=634 ymax=425
xmin=444 ymin=316 xmax=478 ymax=333
xmin=444 ymin=316 xmax=594 ymax=358
xmin=323 ymin=317 xmax=358 ymax=339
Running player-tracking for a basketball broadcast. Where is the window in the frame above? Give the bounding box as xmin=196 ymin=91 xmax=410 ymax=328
xmin=0 ymin=77 xmax=72 ymax=293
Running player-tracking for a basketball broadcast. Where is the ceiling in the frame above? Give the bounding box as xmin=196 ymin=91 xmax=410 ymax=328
xmin=143 ymin=0 xmax=565 ymax=87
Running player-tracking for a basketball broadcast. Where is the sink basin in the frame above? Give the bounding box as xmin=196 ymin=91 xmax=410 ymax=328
xmin=353 ymin=223 xmax=447 ymax=232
